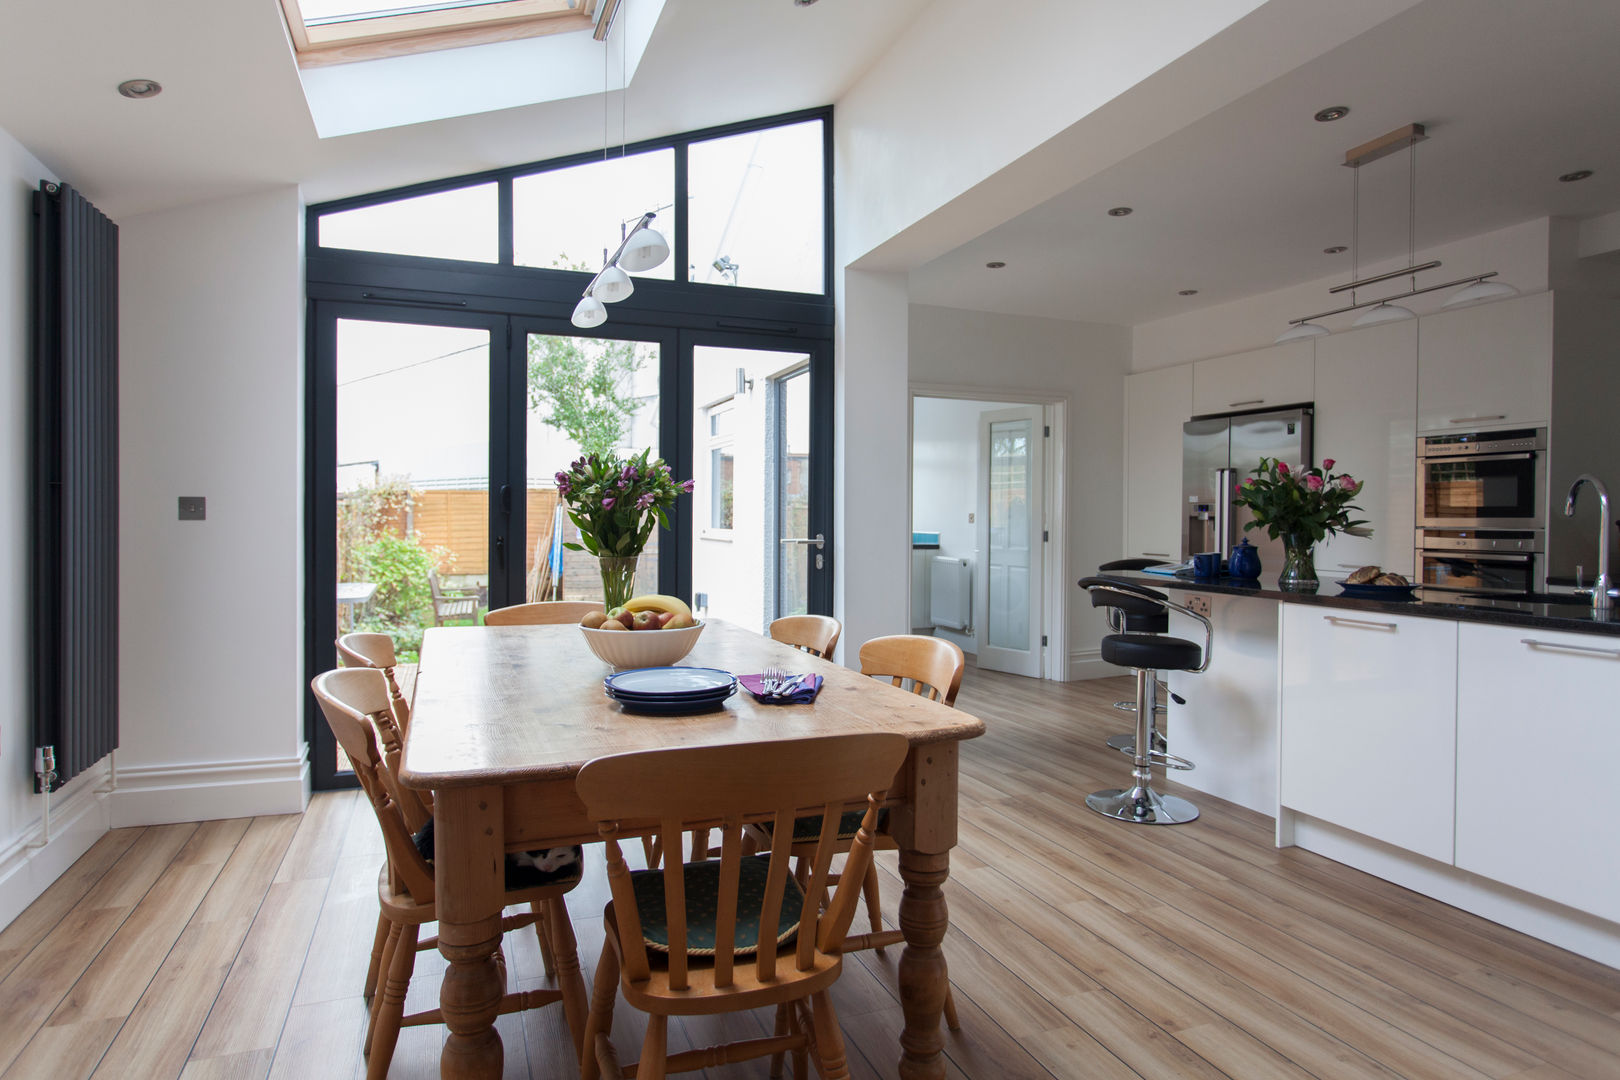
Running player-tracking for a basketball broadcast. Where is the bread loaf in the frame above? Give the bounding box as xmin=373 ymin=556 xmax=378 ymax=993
xmin=1346 ymin=565 xmax=1382 ymax=585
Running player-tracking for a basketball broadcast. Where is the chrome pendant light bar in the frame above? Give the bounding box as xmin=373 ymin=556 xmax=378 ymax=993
xmin=1278 ymin=121 xmax=1513 ymax=341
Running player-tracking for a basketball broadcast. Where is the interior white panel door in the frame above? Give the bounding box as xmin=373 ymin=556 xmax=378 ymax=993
xmin=976 ymin=406 xmax=1044 ymax=677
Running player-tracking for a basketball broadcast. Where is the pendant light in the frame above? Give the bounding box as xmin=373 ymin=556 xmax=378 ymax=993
xmin=1281 ymin=123 xmax=1514 ymax=336
xmin=1441 ymin=278 xmax=1519 ymax=308
xmin=571 ymin=295 xmax=607 ymax=328
xmin=617 ymin=224 xmax=670 ymax=272
xmin=592 ymin=263 xmax=634 ymax=303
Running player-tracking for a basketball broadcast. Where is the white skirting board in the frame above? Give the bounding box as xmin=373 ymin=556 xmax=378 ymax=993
xmin=1281 ymin=810 xmax=1620 ymax=969
xmin=1066 ymin=647 xmax=1109 ymax=682
xmin=108 ymin=750 xmax=312 ymax=828
xmin=0 ymin=761 xmax=113 ymax=932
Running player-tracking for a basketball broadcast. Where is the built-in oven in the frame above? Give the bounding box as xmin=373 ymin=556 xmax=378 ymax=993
xmin=1416 ymin=529 xmax=1543 ymax=594
xmin=1417 ymin=428 xmax=1547 ymax=530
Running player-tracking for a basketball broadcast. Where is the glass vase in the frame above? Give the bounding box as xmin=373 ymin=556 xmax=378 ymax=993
xmin=1277 ymin=533 xmax=1318 ymax=590
xmin=599 ymin=555 xmax=640 ymax=610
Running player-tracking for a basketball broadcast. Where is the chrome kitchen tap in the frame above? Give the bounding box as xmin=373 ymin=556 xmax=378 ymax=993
xmin=1564 ymin=474 xmax=1613 ymax=613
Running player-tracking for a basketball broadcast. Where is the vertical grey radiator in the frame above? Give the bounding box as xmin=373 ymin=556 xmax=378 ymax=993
xmin=32 ymin=182 xmax=119 ymax=792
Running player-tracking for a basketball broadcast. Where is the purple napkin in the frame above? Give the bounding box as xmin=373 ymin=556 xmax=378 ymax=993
xmin=738 ymin=673 xmax=824 ymax=704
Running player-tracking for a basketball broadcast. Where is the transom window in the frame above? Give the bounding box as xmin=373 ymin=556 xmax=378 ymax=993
xmin=279 ymin=0 xmax=600 ymax=66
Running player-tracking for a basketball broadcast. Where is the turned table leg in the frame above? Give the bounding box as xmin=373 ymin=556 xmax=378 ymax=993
xmin=896 ymin=849 xmax=951 ymax=1080
xmin=434 ymin=786 xmax=506 ymax=1080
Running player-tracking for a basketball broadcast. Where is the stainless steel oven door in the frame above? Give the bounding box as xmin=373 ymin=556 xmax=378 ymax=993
xmin=1417 ymin=451 xmax=1546 ymax=529
xmin=1418 ymin=549 xmax=1537 ymax=593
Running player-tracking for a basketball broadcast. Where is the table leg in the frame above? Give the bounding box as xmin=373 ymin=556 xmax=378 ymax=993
xmin=896 ymin=848 xmax=951 ymax=1080
xmin=434 ymin=787 xmax=506 ymax=1080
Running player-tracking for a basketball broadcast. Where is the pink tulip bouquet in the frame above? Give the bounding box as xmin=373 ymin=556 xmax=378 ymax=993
xmin=1232 ymin=456 xmax=1368 ymax=545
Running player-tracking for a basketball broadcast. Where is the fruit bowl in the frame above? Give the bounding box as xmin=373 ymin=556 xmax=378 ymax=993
xmin=579 ymin=620 xmax=705 ymax=669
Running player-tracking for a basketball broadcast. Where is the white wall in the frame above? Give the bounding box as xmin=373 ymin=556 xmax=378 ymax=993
xmin=115 ymin=186 xmax=308 ymax=827
xmin=1132 ymin=218 xmax=1557 ymax=371
xmin=0 ymin=127 xmax=115 ymax=932
xmin=909 ymin=305 xmax=1131 ymax=679
xmin=911 ymin=397 xmax=1000 ymax=654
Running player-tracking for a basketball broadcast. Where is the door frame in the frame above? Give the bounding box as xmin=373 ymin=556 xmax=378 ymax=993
xmin=907 ymin=382 xmax=1069 ymax=681
xmin=681 ymin=328 xmax=835 ymax=620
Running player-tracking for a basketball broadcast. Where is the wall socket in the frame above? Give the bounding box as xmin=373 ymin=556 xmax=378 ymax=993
xmin=178 ymin=496 xmax=206 ymax=521
xmin=1186 ymin=594 xmax=1211 ymax=617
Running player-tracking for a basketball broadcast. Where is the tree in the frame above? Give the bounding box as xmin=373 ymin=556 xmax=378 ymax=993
xmin=526 ymin=334 xmax=645 ymax=457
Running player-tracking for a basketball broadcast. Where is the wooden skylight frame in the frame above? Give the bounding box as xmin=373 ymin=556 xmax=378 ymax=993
xmin=279 ymin=0 xmax=602 ymax=68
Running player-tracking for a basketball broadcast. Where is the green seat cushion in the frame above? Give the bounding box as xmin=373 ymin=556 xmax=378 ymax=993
xmin=765 ymin=806 xmax=888 ymax=844
xmin=630 ymin=854 xmax=804 ymax=956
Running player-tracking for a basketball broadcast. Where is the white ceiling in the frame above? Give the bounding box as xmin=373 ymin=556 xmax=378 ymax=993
xmin=0 ymin=0 xmax=929 ymax=219
xmin=907 ymin=0 xmax=1620 ymax=325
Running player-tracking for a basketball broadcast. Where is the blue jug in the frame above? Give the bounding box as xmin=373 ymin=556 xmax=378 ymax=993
xmin=1229 ymin=537 xmax=1262 ymax=580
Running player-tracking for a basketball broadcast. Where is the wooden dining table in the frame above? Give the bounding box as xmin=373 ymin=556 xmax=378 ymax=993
xmin=400 ymin=619 xmax=985 ymax=1080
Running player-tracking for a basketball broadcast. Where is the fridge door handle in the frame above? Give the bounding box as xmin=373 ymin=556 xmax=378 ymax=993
xmin=1215 ymin=467 xmax=1235 ymax=555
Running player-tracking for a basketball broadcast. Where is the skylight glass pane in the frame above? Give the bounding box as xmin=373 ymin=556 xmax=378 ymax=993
xmin=688 ymin=119 xmax=824 ymax=295
xmin=319 ymin=183 xmax=498 ymax=263
xmin=513 ymin=149 xmax=676 ymax=279
xmin=299 ymin=1 xmax=513 ymax=25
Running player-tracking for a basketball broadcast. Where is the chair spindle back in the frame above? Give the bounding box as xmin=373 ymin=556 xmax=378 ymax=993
xmin=576 ymin=733 xmax=909 ymax=993
xmin=858 ymin=634 xmax=966 ymax=707
xmin=768 ymin=614 xmax=843 ymax=660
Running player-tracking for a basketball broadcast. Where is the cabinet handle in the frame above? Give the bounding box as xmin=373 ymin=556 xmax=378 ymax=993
xmin=1229 ymin=398 xmax=1265 ymax=408
xmin=1323 ymin=615 xmax=1398 ymax=631
xmin=1519 ymin=638 xmax=1620 ymax=658
xmin=1447 ymin=415 xmax=1507 ymax=424
xmin=1142 ymin=552 xmax=1171 ymax=559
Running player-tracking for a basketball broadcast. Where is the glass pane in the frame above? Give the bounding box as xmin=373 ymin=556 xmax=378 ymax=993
xmin=523 ymin=334 xmax=662 ymax=606
xmin=690 ymin=346 xmax=811 ymax=633
xmin=319 ymin=184 xmax=498 ymax=263
xmin=688 ymin=119 xmax=824 ymax=294
xmin=987 ymin=419 xmax=1031 ymax=651
xmin=711 ymin=449 xmax=734 ymax=528
xmin=776 ymin=368 xmax=811 ymax=619
xmin=513 ymin=150 xmax=676 ymax=278
xmin=300 ymin=0 xmax=513 ymax=23
xmin=337 ymin=319 xmax=489 ymax=772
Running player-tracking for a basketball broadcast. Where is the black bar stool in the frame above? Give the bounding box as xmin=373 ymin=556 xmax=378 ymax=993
xmin=1093 ymin=559 xmax=1177 ymax=756
xmin=1079 ymin=576 xmax=1212 ymax=825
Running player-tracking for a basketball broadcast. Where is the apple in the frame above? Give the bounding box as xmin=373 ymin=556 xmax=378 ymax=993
xmin=606 ymin=606 xmax=634 ymax=629
xmin=580 ymin=608 xmax=607 ymax=628
xmin=631 ymin=611 xmax=658 ymax=631
xmin=655 ymin=611 xmax=675 ymax=628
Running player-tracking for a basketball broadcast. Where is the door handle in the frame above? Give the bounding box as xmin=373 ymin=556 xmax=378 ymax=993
xmin=1323 ymin=615 xmax=1397 ymax=631
xmin=780 ymin=534 xmax=825 ymax=549
xmin=500 ymin=484 xmax=513 ymax=514
xmin=1447 ymin=415 xmax=1507 ymax=425
xmin=495 ymin=535 xmax=505 ymax=570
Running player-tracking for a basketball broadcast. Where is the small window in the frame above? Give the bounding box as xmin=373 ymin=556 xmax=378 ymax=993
xmin=319 ymin=183 xmax=498 ymax=263
xmin=282 ymin=0 xmax=596 ymax=67
xmin=688 ymin=119 xmax=824 ymax=294
xmin=514 ymin=150 xmax=676 ymax=279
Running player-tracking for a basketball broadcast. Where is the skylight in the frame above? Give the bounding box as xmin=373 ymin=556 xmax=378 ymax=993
xmin=279 ymin=0 xmax=599 ymax=67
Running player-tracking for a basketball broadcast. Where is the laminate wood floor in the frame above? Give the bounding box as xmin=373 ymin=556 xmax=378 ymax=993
xmin=1 ymin=668 xmax=1617 ymax=1078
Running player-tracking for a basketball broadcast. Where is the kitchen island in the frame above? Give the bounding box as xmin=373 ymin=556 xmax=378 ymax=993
xmin=1100 ymin=570 xmax=1620 ymax=967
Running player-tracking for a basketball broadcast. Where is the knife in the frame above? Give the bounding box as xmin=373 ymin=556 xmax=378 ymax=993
xmin=773 ymin=673 xmax=807 ymax=699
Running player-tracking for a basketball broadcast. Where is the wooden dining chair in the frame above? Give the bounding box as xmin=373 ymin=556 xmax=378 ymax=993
xmin=312 ymin=668 xmax=590 ymax=1078
xmin=485 ymin=600 xmax=603 ymax=626
xmin=575 ymin=732 xmax=910 ymax=1080
xmin=767 ymin=634 xmax=967 ymax=1031
xmin=768 ymin=614 xmax=843 ymax=660
xmin=336 ymin=631 xmax=415 ymax=732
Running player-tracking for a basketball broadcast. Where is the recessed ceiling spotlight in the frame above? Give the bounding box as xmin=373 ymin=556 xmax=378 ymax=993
xmin=1178 ymin=289 xmax=1199 ymax=296
xmin=1323 ymin=245 xmax=1348 ymax=254
xmin=117 ymin=78 xmax=162 ymax=99
xmin=793 ymin=0 xmax=820 ymax=6
xmin=1559 ymin=169 xmax=1594 ymax=183
xmin=1107 ymin=206 xmax=1133 ymax=217
xmin=985 ymin=261 xmax=1006 ymax=269
xmin=1314 ymin=105 xmax=1350 ymax=123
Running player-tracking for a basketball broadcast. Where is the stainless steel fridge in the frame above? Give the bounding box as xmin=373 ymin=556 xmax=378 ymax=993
xmin=1182 ymin=408 xmax=1313 ymax=568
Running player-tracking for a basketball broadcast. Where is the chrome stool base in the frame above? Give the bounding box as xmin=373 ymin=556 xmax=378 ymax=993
xmin=1106 ymin=731 xmax=1168 ymax=756
xmin=1086 ymin=785 xmax=1200 ymax=825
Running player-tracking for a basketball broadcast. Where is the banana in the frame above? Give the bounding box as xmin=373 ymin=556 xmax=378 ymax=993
xmin=624 ymin=594 xmax=694 ymax=622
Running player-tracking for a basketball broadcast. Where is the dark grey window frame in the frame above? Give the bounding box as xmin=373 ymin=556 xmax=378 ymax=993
xmin=303 ymin=107 xmax=836 ymax=791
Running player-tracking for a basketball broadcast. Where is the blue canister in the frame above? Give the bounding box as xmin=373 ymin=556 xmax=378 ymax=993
xmin=1229 ymin=537 xmax=1262 ymax=579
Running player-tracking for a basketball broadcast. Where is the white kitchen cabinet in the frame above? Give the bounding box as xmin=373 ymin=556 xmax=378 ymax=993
xmin=1416 ymin=291 xmax=1552 ymax=433
xmin=1279 ymin=605 xmax=1457 ymax=864
xmin=1455 ymin=623 xmax=1620 ymax=923
xmin=1313 ymin=319 xmax=1418 ymax=578
xmin=1191 ymin=340 xmax=1314 ymax=418
xmin=1124 ymin=365 xmax=1193 ymax=560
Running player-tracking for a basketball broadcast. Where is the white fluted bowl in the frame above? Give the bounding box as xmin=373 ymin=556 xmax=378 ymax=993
xmin=579 ymin=620 xmax=705 ymax=669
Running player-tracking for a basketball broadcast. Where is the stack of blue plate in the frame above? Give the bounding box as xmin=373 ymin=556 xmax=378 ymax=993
xmin=603 ymin=667 xmax=737 ymax=715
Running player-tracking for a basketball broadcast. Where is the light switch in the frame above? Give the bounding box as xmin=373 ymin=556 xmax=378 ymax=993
xmin=178 ymin=496 xmax=206 ymax=521
xmin=968 ymin=512 xmax=975 ymax=523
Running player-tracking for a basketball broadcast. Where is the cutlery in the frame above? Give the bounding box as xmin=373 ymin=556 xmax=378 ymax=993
xmin=773 ymin=673 xmax=807 ymax=699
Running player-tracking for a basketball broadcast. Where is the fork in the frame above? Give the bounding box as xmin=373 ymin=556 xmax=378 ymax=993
xmin=761 ymin=666 xmax=785 ymax=694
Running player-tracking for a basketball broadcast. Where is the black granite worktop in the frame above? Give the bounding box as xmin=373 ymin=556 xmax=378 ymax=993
xmin=1099 ymin=571 xmax=1620 ymax=638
